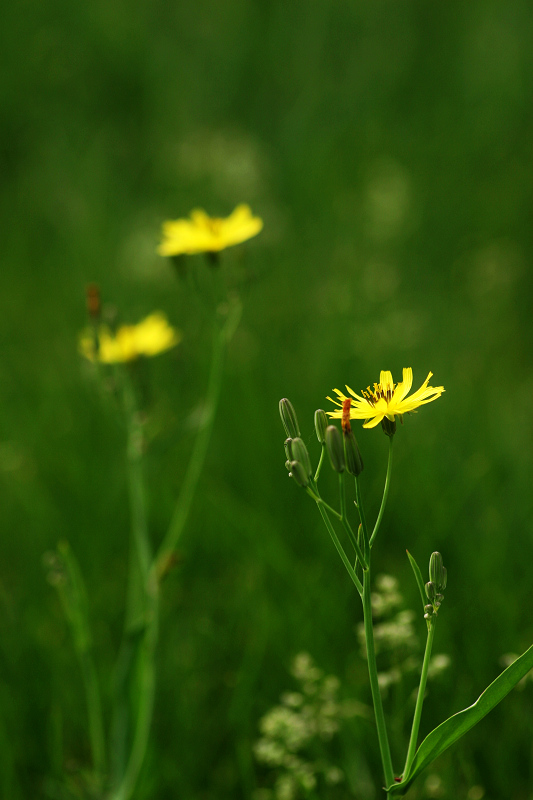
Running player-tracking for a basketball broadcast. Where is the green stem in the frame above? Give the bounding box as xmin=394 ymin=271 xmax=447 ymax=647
xmin=123 ymin=373 xmax=151 ymax=581
xmin=339 ymin=473 xmax=368 ymax=569
xmin=78 ymin=651 xmax=106 ymax=788
xmin=314 ymin=497 xmax=342 ymax=520
xmin=154 ymin=299 xmax=241 ymax=579
xmin=313 ymin=444 xmax=326 ymax=483
xmin=354 ymin=476 xmax=370 ymax=558
xmin=316 ymin=504 xmax=362 ymax=595
xmin=111 ymin=581 xmax=159 ymax=800
xmin=370 ymin=437 xmax=393 ymax=547
xmin=403 ymin=621 xmax=436 ymax=779
xmin=363 ymin=567 xmax=395 ymax=789
xmin=110 ymin=371 xmax=158 ymax=799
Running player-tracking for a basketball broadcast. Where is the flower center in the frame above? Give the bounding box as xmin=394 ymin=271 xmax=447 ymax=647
xmin=361 ymin=381 xmax=396 ymax=407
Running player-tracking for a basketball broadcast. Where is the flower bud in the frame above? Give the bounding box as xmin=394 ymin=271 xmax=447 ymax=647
xmin=279 ymin=398 xmax=301 ymax=439
xmin=424 ymin=604 xmax=434 ymax=619
xmin=284 ymin=438 xmax=293 ymax=461
xmin=314 ymin=409 xmax=328 ymax=444
xmin=289 ymin=460 xmax=309 ymax=488
xmin=290 ymin=437 xmax=312 ymax=478
xmin=343 ymin=429 xmax=364 ymax=477
xmin=325 ymin=426 xmax=345 ymax=473
xmin=429 ymin=552 xmax=446 ymax=591
xmin=425 ymin=581 xmax=436 ymax=602
xmin=285 ymin=460 xmax=291 ymax=471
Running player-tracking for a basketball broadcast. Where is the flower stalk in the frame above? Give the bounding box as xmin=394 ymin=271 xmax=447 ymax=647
xmin=370 ymin=436 xmax=394 ymax=547
xmin=279 ymin=375 xmax=446 ymax=794
xmin=403 ymin=621 xmax=436 ymax=779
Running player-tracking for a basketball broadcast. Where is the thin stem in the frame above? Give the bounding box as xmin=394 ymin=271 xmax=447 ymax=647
xmin=354 ymin=476 xmax=370 ymax=558
xmin=363 ymin=567 xmax=395 ymax=789
xmin=111 ymin=580 xmax=159 ymax=800
xmin=370 ymin=437 xmax=393 ymax=547
xmin=123 ymin=374 xmax=151 ymax=583
xmin=316 ymin=503 xmax=362 ymax=595
xmin=339 ymin=473 xmax=368 ymax=570
xmin=305 ymin=486 xmax=342 ymax=520
xmin=78 ymin=651 xmax=106 ymax=788
xmin=154 ymin=299 xmax=241 ymax=579
xmin=110 ymin=370 xmax=158 ymax=800
xmin=403 ymin=621 xmax=436 ymax=779
xmin=313 ymin=444 xmax=326 ymax=483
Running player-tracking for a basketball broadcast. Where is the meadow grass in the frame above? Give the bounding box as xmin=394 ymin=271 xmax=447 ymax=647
xmin=1 ymin=0 xmax=532 ymax=797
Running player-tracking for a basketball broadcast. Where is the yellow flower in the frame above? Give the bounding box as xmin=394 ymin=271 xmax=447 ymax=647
xmin=327 ymin=368 xmax=444 ymax=429
xmin=157 ymin=204 xmax=263 ymax=256
xmin=79 ymin=312 xmax=181 ymax=363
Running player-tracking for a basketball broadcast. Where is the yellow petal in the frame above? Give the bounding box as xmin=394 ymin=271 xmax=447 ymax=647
xmin=379 ymin=371 xmax=394 ymax=393
xmin=363 ymin=414 xmax=385 ymax=429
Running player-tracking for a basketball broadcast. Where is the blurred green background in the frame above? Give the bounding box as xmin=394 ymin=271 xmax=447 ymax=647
xmin=1 ymin=0 xmax=532 ymax=797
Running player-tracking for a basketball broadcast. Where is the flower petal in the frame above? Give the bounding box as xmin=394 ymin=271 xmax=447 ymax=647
xmin=363 ymin=414 xmax=385 ymax=429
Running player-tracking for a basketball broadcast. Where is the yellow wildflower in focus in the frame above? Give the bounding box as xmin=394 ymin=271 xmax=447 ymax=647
xmin=327 ymin=369 xmax=444 ymax=429
xmin=79 ymin=312 xmax=180 ymax=363
xmin=157 ymin=204 xmax=263 ymax=256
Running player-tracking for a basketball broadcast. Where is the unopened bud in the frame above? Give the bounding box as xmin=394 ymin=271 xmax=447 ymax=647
xmin=425 ymin=581 xmax=436 ymax=602
xmin=289 ymin=460 xmax=309 ymax=488
xmin=429 ymin=552 xmax=446 ymax=591
xmin=381 ymin=417 xmax=396 ymax=438
xmin=344 ymin=429 xmax=364 ymax=477
xmin=290 ymin=438 xmax=312 ymax=478
xmin=284 ymin=438 xmax=293 ymax=461
xmin=285 ymin=460 xmax=291 ymax=471
xmin=86 ymin=283 xmax=101 ymax=320
xmin=325 ymin=426 xmax=345 ymax=473
xmin=424 ymin=604 xmax=434 ymax=619
xmin=279 ymin=398 xmax=301 ymax=439
xmin=314 ymin=409 xmax=328 ymax=444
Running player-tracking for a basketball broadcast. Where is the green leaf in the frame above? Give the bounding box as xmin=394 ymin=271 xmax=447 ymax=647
xmin=388 ymin=643 xmax=533 ymax=795
xmin=406 ymin=549 xmax=426 ymax=611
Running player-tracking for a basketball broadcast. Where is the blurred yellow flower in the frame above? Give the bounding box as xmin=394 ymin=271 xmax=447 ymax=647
xmin=327 ymin=368 xmax=444 ymax=429
xmin=79 ymin=312 xmax=181 ymax=363
xmin=157 ymin=204 xmax=263 ymax=256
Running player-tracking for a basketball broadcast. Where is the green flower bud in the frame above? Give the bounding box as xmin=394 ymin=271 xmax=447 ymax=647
xmin=425 ymin=581 xmax=436 ymax=602
xmin=279 ymin=398 xmax=301 ymax=439
xmin=325 ymin=425 xmax=345 ymax=473
xmin=343 ymin=429 xmax=364 ymax=477
xmin=429 ymin=552 xmax=446 ymax=591
xmin=424 ymin=604 xmax=434 ymax=619
xmin=290 ymin=437 xmax=312 ymax=478
xmin=289 ymin=460 xmax=309 ymax=488
xmin=285 ymin=460 xmax=291 ymax=471
xmin=381 ymin=417 xmax=396 ymax=438
xmin=284 ymin=438 xmax=293 ymax=460
xmin=314 ymin=409 xmax=328 ymax=444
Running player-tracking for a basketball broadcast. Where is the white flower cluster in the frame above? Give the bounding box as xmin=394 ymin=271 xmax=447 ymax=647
xmin=253 ymin=653 xmax=368 ymax=800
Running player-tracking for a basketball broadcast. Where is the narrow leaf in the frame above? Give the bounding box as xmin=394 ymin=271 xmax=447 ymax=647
xmin=406 ymin=549 xmax=426 ymax=611
xmin=388 ymin=643 xmax=533 ymax=795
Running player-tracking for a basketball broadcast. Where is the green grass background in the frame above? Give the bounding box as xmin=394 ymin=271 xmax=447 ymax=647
xmin=1 ymin=0 xmax=532 ymax=797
